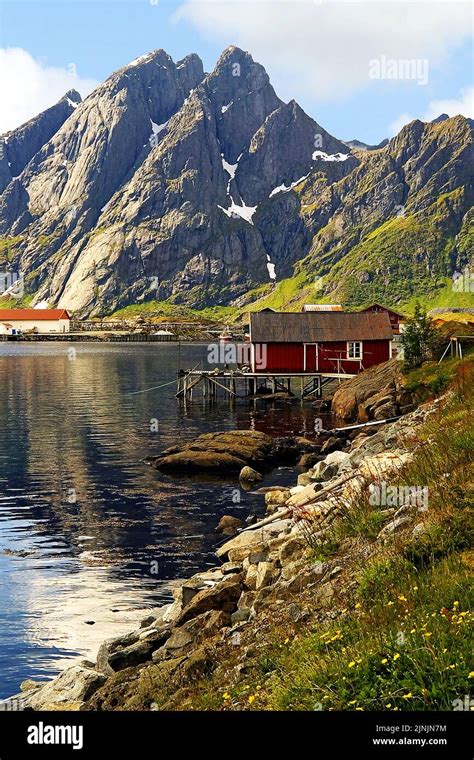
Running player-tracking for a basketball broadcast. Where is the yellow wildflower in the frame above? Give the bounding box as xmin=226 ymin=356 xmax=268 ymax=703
xmin=355 ymin=603 xmax=361 ymax=609
xmin=248 ymin=695 xmax=255 ymax=704
xmin=403 ymin=692 xmax=413 ymax=700
xmin=381 ymin=658 xmax=388 ymax=665
xmin=348 ymin=661 xmax=356 ymax=668
xmin=468 ymin=671 xmax=474 ymax=679
xmin=393 ymin=653 xmax=400 ymax=661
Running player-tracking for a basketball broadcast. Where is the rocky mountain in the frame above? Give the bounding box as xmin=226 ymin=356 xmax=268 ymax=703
xmin=0 ymin=90 xmax=81 ymax=195
xmin=0 ymin=46 xmax=472 ymax=316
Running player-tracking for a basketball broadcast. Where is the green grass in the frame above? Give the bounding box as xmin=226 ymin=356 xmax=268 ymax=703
xmin=266 ymin=555 xmax=473 ymax=711
xmin=244 ymin=271 xmax=313 ymax=312
xmin=0 ymin=236 xmax=23 ymax=263
xmin=108 ymin=298 xmax=240 ymax=324
xmin=403 ymin=354 xmax=473 ymax=399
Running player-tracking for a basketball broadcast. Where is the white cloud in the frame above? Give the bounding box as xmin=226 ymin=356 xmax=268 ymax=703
xmin=0 ymin=48 xmax=99 ymax=134
xmin=174 ymin=0 xmax=472 ymax=102
xmin=423 ymin=86 xmax=474 ymax=120
xmin=388 ymin=86 xmax=473 ymax=135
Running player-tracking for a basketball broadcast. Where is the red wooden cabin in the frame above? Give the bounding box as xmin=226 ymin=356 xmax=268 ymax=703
xmin=359 ymin=303 xmax=406 ymax=334
xmin=249 ymin=311 xmax=393 ymax=375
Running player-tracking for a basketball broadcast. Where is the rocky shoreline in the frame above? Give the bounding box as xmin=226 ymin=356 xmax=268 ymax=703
xmin=6 ymin=380 xmax=436 ymax=712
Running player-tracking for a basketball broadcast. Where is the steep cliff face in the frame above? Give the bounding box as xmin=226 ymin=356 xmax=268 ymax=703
xmin=0 ymin=45 xmax=472 ymax=315
xmin=0 ymin=90 xmax=81 ymax=194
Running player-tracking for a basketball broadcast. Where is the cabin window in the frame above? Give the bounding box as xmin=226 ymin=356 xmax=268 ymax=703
xmin=347 ymin=341 xmax=362 ymax=359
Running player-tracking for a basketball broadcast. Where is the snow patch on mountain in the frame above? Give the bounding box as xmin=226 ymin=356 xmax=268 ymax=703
xmin=266 ymin=253 xmax=276 ymax=280
xmin=312 ymin=150 xmax=350 ymax=162
xmin=218 ymin=200 xmax=257 ymax=224
xmin=150 ymin=119 xmax=168 ymax=135
xmin=269 ymin=174 xmax=309 ymax=197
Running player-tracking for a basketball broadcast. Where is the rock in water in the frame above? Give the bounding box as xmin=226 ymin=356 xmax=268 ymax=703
xmin=239 ymin=466 xmax=263 ymax=484
xmin=216 ymin=515 xmax=245 ymax=535
xmin=149 ymin=430 xmax=273 ymax=474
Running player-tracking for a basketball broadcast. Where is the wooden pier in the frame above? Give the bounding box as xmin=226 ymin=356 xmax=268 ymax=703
xmin=176 ymin=369 xmax=356 ymax=402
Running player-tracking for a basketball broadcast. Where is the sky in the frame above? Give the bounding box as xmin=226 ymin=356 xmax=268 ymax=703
xmin=0 ymin=0 xmax=472 ymax=143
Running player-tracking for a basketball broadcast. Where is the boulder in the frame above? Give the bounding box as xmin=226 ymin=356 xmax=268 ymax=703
xmin=309 ymin=460 xmax=339 ymax=482
xmin=176 ymin=573 xmax=243 ymax=624
xmin=255 ymin=561 xmax=278 ymax=590
xmin=173 ymin=578 xmax=205 ymax=609
xmin=265 ymin=489 xmax=289 ymax=509
xmin=373 ymin=402 xmax=399 ymax=420
xmin=231 ymin=609 xmax=251 ymax=625
xmin=324 ymin=450 xmax=352 ymax=468
xmin=332 ymin=359 xmax=408 ymax=422
xmin=28 ymin=665 xmax=107 ymax=710
xmin=244 ymin=564 xmax=258 ymax=590
xmin=239 ymin=466 xmax=263 ymax=484
xmin=216 ymin=515 xmax=245 ymax=535
xmin=298 ymin=452 xmax=321 ymax=469
xmin=149 ymin=430 xmax=273 ymax=474
xmin=220 ymin=561 xmax=242 ymax=575
xmin=216 ymin=519 xmax=292 ymax=561
xmin=97 ymin=627 xmax=170 ymax=675
xmin=216 ymin=529 xmax=263 ymax=560
xmin=278 ymin=536 xmax=307 ymax=564
xmin=320 ymin=437 xmax=344 ymax=454
xmin=20 ymin=680 xmax=43 ymax=692
xmin=164 ymin=628 xmax=194 ymax=652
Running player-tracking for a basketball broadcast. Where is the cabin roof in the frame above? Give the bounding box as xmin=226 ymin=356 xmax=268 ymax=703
xmin=360 ymin=303 xmax=407 ymax=319
xmin=302 ymin=304 xmax=343 ymax=312
xmin=0 ymin=309 xmax=71 ymax=321
xmin=249 ymin=311 xmax=393 ymax=343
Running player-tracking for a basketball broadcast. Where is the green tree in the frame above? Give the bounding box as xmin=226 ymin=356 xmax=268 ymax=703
xmin=402 ymin=304 xmax=440 ymax=371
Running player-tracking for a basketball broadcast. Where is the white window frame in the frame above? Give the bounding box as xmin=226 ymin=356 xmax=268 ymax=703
xmin=347 ymin=340 xmax=363 ymax=360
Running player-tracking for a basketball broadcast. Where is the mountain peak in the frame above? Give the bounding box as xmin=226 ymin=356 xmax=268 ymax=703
xmin=217 ymin=45 xmax=250 ymax=63
xmin=61 ymin=89 xmax=81 ymax=106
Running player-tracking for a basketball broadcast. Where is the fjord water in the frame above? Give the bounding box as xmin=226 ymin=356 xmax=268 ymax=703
xmin=0 ymin=343 xmax=326 ymax=698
